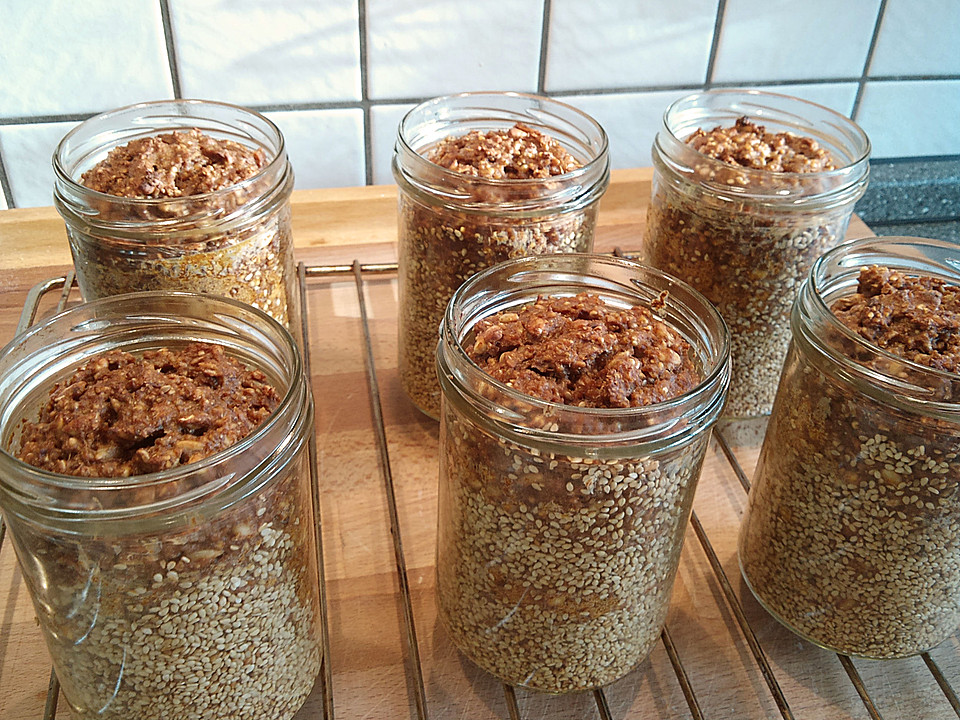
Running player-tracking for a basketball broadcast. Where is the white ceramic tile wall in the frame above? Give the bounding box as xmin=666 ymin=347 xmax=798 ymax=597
xmin=0 ymin=121 xmax=78 ymax=208
xmin=365 ymin=0 xmax=543 ymax=99
xmin=563 ymin=91 xmax=693 ymax=170
xmin=1 ymin=0 xmax=958 ymax=208
xmin=857 ymin=80 xmax=960 ymax=157
xmin=168 ymin=0 xmax=361 ymax=105
xmin=265 ymin=109 xmax=367 ymax=188
xmin=0 ymin=0 xmax=172 ymax=117
xmin=711 ymin=0 xmax=881 ymax=83
xmin=750 ymin=83 xmax=860 ymax=119
xmin=544 ymin=0 xmax=718 ymax=90
xmin=869 ymin=0 xmax=960 ymax=76
xmin=369 ymin=103 xmax=416 ymax=185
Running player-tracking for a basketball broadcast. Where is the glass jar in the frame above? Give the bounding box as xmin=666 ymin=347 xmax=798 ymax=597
xmin=643 ymin=89 xmax=870 ymax=418
xmin=0 ymin=293 xmax=321 ymax=720
xmin=739 ymin=237 xmax=960 ymax=658
xmin=53 ymin=99 xmax=297 ymax=328
xmin=436 ymin=254 xmax=730 ymax=692
xmin=394 ymin=91 xmax=610 ymax=419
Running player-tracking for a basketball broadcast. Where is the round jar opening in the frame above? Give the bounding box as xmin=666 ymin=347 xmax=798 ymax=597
xmin=0 ymin=292 xmax=309 ymax=531
xmin=654 ymin=89 xmax=870 ymax=205
xmin=53 ymin=99 xmax=290 ymax=227
xmin=394 ymin=91 xmax=610 ymax=213
xmin=796 ymin=235 xmax=960 ymax=409
xmin=438 ymin=254 xmax=731 ymax=454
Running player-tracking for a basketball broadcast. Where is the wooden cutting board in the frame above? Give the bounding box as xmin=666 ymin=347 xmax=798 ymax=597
xmin=3 ymin=169 xmax=952 ymax=720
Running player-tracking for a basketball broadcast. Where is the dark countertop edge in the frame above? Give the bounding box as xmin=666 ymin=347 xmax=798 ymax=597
xmin=865 ymin=219 xmax=960 ymax=244
xmin=855 ymin=156 xmax=960 ymax=226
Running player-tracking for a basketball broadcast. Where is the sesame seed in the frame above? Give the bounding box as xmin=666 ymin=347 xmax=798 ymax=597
xmin=38 ymin=470 xmax=321 ymax=718
xmin=740 ymin=360 xmax=960 ymax=658
xmin=437 ymin=412 xmax=699 ymax=691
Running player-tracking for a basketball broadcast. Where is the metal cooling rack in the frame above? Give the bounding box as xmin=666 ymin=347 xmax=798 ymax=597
xmin=3 ymin=261 xmax=959 ymax=720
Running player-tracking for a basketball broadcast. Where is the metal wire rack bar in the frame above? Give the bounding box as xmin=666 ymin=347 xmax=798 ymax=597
xmin=689 ymin=508 xmax=795 ymax=720
xmin=42 ymin=668 xmax=59 ymax=720
xmin=298 ymin=263 xmax=336 ymax=720
xmin=349 ymin=260 xmax=430 ymax=720
xmin=594 ymin=687 xmax=615 ymax=719
xmin=3 ymin=261 xmax=957 ymax=719
xmin=712 ymin=427 xmax=752 ymax=495
xmin=837 ymin=655 xmax=884 ymax=720
xmin=924 ymin=653 xmax=960 ymax=716
xmin=503 ymin=685 xmax=522 ymax=720
xmin=661 ymin=626 xmax=705 ymax=720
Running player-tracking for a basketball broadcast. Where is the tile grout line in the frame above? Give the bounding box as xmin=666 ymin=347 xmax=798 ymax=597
xmin=358 ymin=0 xmax=374 ymax=186
xmin=703 ymin=0 xmax=727 ymax=87
xmin=537 ymin=0 xmax=552 ymax=95
xmin=0 ymin=151 xmax=14 ymax=209
xmin=852 ymin=0 xmax=888 ymax=120
xmin=0 ymin=0 xmax=955 ymax=198
xmin=1 ymin=75 xmax=959 ymax=128
xmin=0 ymin=113 xmax=96 ymax=126
xmin=158 ymin=0 xmax=183 ymax=99
xmin=543 ymin=76 xmax=909 ymax=99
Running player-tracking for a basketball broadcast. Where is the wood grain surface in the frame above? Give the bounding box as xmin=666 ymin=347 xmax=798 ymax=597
xmin=1 ymin=168 xmax=954 ymax=720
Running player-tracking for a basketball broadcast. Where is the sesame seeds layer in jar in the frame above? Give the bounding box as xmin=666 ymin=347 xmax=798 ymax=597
xmin=45 ymin=480 xmax=322 ymax=720
xmin=398 ymin=122 xmax=597 ymax=419
xmin=67 ymin=129 xmax=295 ymax=326
xmin=437 ymin=292 xmax=707 ymax=692
xmin=739 ymin=266 xmax=960 ymax=658
xmin=12 ymin=343 xmax=321 ymax=719
xmin=645 ymin=117 xmax=853 ymax=418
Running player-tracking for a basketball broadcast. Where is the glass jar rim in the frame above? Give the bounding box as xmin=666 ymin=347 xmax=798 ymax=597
xmin=53 ymin=98 xmax=289 ymax=208
xmin=662 ymin=88 xmax=871 ymax=172
xmin=654 ymin=88 xmax=870 ymax=206
xmin=439 ymin=253 xmax=731 ymax=449
xmin=0 ymin=291 xmax=307 ymax=517
xmin=395 ymin=90 xmax=610 ymax=191
xmin=800 ymin=236 xmax=960 ymax=408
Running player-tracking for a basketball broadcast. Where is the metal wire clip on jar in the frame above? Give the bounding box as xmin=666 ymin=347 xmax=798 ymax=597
xmin=0 ymin=293 xmax=321 ymax=720
xmin=393 ymin=91 xmax=610 ymax=419
xmin=643 ymin=89 xmax=870 ymax=419
xmin=435 ymin=254 xmax=731 ymax=693
xmin=53 ymin=99 xmax=298 ymax=327
xmin=739 ymin=236 xmax=960 ymax=659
